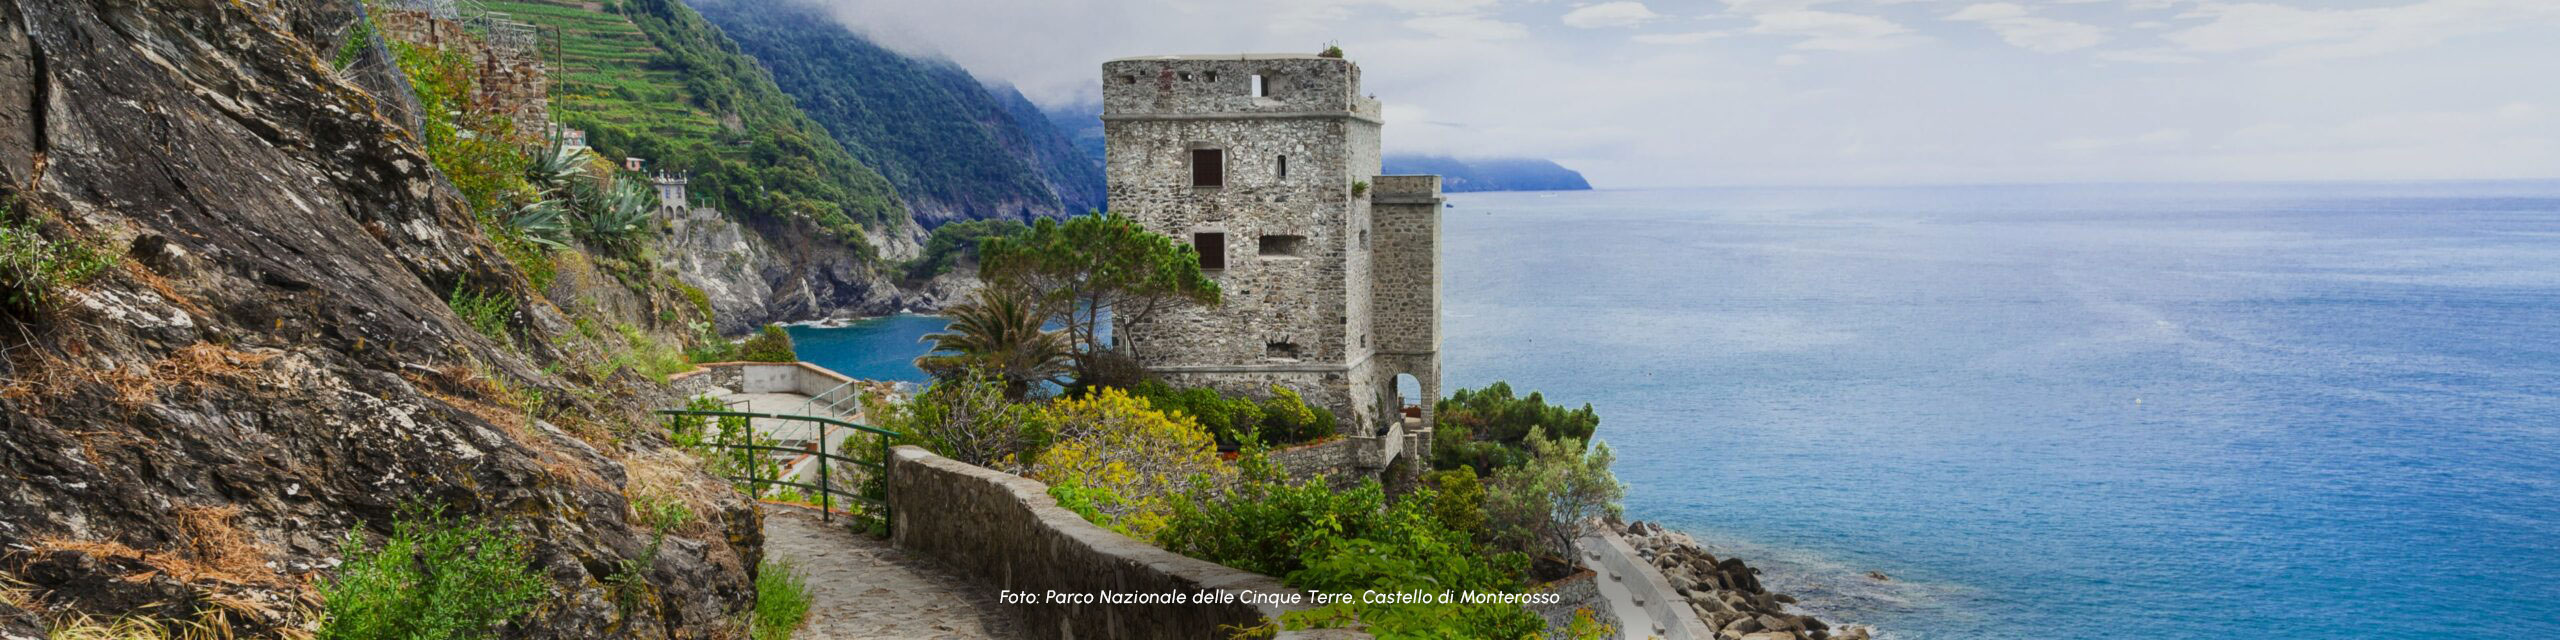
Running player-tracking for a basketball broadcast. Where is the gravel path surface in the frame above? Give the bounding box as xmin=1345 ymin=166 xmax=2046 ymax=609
xmin=762 ymin=507 xmax=1027 ymax=640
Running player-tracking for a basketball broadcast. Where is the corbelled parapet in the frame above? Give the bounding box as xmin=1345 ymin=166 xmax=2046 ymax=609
xmin=1101 ymin=54 xmax=1382 ymax=122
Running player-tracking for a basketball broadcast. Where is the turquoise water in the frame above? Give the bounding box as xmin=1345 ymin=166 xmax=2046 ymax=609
xmin=783 ymin=315 xmax=948 ymax=383
xmin=794 ymin=182 xmax=2560 ymax=639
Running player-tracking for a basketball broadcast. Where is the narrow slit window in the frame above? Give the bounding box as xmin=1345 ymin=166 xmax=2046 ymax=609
xmin=1250 ymin=74 xmax=1266 ymax=97
xmin=1191 ymin=148 xmax=1224 ymax=187
xmin=1194 ymin=232 xmax=1227 ymax=270
xmin=1259 ymin=234 xmax=1305 ymax=257
xmin=1277 ymin=155 xmax=1288 ymax=180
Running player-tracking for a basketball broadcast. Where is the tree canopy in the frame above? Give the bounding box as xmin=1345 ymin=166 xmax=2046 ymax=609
xmin=976 ymin=213 xmax=1220 ymax=379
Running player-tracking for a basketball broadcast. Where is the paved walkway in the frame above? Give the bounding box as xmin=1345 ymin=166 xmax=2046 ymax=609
xmin=764 ymin=507 xmax=1026 ymax=639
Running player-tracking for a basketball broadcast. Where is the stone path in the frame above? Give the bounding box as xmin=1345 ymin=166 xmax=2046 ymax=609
xmin=762 ymin=507 xmax=1026 ymax=639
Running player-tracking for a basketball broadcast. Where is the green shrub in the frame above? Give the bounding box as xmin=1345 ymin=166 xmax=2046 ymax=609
xmin=675 ymin=282 xmax=714 ymax=321
xmin=1129 ymin=381 xmax=1335 ymax=449
xmin=317 ymin=507 xmax=549 ymax=640
xmin=875 ymin=369 xmax=1050 ymax=468
xmin=1484 ymin=427 xmax=1624 ymax=568
xmin=0 ymin=204 xmax=116 ymax=317
xmin=445 ymin=283 xmax=515 ymax=344
xmin=747 ymin=560 xmax=812 ymax=640
xmin=736 ymin=323 xmax=795 ymax=362
xmin=1431 ymin=381 xmax=1600 ymax=473
xmin=1157 ymin=455 xmax=1542 ymax=638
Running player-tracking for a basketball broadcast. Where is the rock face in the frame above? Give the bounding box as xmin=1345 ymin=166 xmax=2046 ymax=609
xmin=656 ymin=204 xmax=957 ymax=333
xmin=1612 ymin=520 xmax=1875 ymax=640
xmin=0 ymin=0 xmax=757 ymax=635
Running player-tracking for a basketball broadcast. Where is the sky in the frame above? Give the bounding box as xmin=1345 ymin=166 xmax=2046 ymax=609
xmin=796 ymin=0 xmax=2560 ymax=188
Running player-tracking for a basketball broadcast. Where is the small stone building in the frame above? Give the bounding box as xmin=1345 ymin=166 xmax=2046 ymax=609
xmin=1102 ymin=54 xmax=1443 ymax=478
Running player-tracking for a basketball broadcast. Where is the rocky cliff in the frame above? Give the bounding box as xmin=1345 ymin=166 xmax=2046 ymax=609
xmin=0 ymin=0 xmax=761 ymax=635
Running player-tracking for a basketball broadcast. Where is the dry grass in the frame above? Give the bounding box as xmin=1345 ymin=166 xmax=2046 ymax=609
xmin=0 ymin=343 xmax=280 ymax=407
xmin=168 ymin=506 xmax=271 ymax=584
xmin=624 ymin=450 xmax=724 ymax=536
xmin=33 ymin=506 xmax=274 ymax=588
xmin=40 ymin=609 xmax=247 ymax=640
xmin=0 ymin=572 xmax=35 ymax=612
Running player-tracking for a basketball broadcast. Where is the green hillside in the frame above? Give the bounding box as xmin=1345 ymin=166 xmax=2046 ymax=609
xmin=476 ymin=0 xmax=905 ymax=243
xmin=688 ymin=0 xmax=1106 ymax=225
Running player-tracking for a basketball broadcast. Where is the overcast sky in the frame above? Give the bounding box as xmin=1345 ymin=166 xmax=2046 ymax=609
xmin=797 ymin=0 xmax=2560 ymax=188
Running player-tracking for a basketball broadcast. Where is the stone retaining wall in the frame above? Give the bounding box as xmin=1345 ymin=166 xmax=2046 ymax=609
xmin=667 ymin=361 xmax=854 ymax=401
xmin=886 ymin=446 xmax=1371 ymax=640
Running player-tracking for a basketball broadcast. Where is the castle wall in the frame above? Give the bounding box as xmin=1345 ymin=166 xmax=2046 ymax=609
xmin=1103 ymin=55 xmax=1419 ymax=440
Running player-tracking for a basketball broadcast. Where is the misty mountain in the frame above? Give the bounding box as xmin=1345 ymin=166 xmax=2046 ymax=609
xmin=688 ymin=0 xmax=1105 ymax=227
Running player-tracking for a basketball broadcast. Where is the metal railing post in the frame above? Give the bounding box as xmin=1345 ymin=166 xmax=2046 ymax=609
xmin=818 ymin=420 xmax=831 ymax=522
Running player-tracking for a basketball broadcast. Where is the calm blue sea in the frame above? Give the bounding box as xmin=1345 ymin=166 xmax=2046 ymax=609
xmin=796 ymin=182 xmax=2560 ymax=639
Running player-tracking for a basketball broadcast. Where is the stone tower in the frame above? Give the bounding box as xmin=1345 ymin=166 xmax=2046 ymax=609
xmin=1102 ymin=54 xmax=1443 ymax=472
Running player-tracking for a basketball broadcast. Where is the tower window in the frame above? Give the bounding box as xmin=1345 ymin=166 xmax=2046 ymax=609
xmin=1179 ymin=71 xmax=1193 ymax=81
xmin=1120 ymin=75 xmax=1136 ymax=85
xmin=1194 ymin=232 xmax=1226 ymax=270
xmin=1205 ymin=71 xmax=1218 ymax=82
xmin=1191 ymin=149 xmax=1224 ymax=187
xmin=1266 ymin=341 xmax=1302 ymax=360
xmin=1277 ymin=155 xmax=1288 ymax=180
xmin=1250 ymin=74 xmax=1266 ymax=97
xmin=1258 ymin=234 xmax=1305 ymax=257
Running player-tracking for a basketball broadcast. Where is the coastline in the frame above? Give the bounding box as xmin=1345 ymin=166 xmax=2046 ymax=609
xmin=1613 ymin=519 xmax=1879 ymax=640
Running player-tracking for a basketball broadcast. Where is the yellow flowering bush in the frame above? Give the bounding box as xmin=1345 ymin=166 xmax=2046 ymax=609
xmin=1031 ymin=388 xmax=1232 ymax=539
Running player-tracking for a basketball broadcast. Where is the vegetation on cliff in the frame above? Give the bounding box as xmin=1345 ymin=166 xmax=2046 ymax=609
xmin=688 ymin=0 xmax=1106 ymax=225
xmin=477 ymin=0 xmax=906 ymax=241
xmin=0 ymin=0 xmax=774 ymax=635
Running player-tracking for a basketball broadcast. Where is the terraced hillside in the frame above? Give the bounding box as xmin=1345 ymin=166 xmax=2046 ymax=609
xmin=473 ymin=0 xmax=908 ymax=244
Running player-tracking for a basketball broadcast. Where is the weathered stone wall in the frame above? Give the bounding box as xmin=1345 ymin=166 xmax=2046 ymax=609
xmin=1103 ymin=54 xmax=1404 ymax=438
xmin=886 ymin=446 xmax=1371 ymax=640
xmin=1101 ymin=55 xmax=1378 ymax=118
xmin=1268 ymin=437 xmax=1365 ymax=490
xmin=372 ymin=9 xmax=549 ymax=133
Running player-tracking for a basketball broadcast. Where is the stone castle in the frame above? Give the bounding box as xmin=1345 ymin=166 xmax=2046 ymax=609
xmin=1102 ymin=54 xmax=1444 ymax=480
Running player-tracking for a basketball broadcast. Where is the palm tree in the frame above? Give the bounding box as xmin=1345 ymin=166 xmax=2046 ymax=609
xmin=916 ymin=287 xmax=1071 ymax=399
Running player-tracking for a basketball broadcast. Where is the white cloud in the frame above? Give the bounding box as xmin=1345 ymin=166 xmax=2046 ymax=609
xmin=1945 ymin=3 xmax=2029 ymax=21
xmin=1945 ymin=3 xmax=2108 ymax=53
xmin=1563 ymin=2 xmax=1664 ymax=28
xmin=1748 ymin=10 xmax=1927 ymax=51
xmin=1403 ymin=14 xmax=1532 ymax=40
xmin=2164 ymin=0 xmax=2560 ymax=62
xmin=1776 ymin=53 xmax=1810 ymax=65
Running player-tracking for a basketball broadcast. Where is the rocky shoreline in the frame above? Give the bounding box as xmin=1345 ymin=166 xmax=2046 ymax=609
xmin=1611 ymin=520 xmax=1875 ymax=640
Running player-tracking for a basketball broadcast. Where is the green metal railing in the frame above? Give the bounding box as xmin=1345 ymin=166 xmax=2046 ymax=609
xmin=656 ymin=408 xmax=899 ymax=528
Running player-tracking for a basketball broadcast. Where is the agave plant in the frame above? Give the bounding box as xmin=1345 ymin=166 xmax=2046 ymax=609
xmin=916 ymin=287 xmax=1072 ymax=399
xmin=503 ymin=197 xmax=571 ymax=250
xmin=572 ymin=175 xmax=655 ymax=252
xmin=525 ymin=135 xmax=588 ymax=193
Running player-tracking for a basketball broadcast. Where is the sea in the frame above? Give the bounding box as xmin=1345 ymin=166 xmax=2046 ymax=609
xmin=790 ymin=182 xmax=2560 ymax=639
